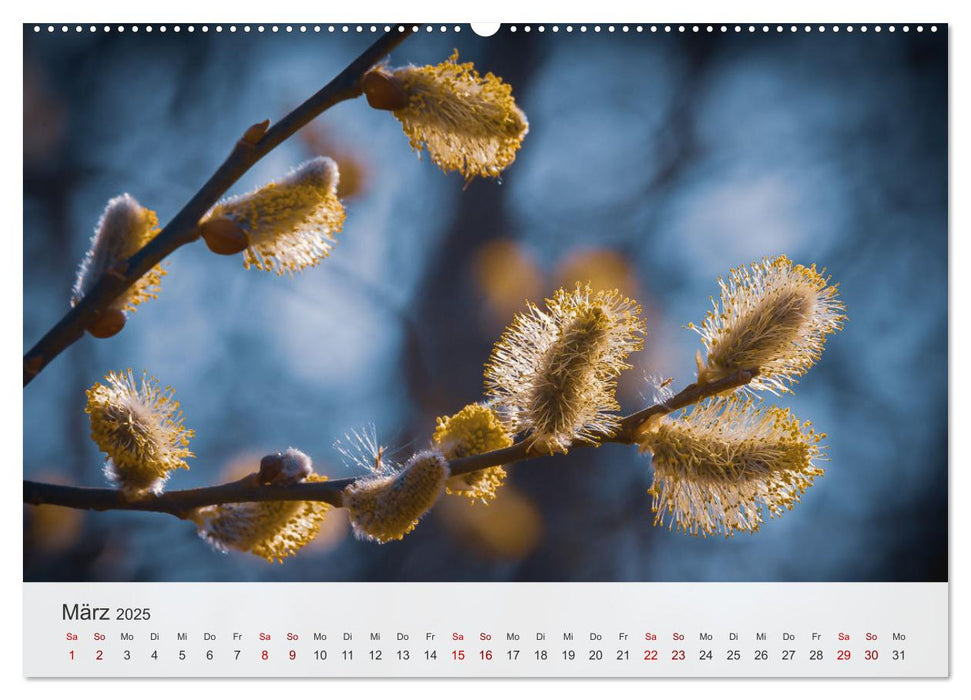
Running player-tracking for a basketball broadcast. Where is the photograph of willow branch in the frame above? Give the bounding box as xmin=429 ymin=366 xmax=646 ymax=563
xmin=23 ymin=24 xmax=946 ymax=582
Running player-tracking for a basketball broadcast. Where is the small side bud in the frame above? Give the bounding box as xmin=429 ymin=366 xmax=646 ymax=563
xmin=199 ymin=217 xmax=250 ymax=255
xmin=258 ymin=447 xmax=313 ymax=485
xmin=279 ymin=447 xmax=314 ymax=482
xmin=241 ymin=119 xmax=270 ymax=145
xmin=24 ymin=355 xmax=43 ymax=382
xmin=362 ymin=68 xmax=409 ymax=111
xmin=257 ymin=454 xmax=284 ymax=484
xmin=86 ymin=308 xmax=127 ymax=339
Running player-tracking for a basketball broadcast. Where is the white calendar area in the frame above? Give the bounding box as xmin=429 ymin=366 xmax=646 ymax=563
xmin=23 ymin=582 xmax=948 ymax=677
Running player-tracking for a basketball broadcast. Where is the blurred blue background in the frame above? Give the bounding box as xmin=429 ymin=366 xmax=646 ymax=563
xmin=23 ymin=25 xmax=947 ymax=582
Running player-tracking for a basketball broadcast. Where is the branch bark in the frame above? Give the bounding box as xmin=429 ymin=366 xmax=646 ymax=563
xmin=23 ymin=27 xmax=416 ymax=387
xmin=23 ymin=369 xmax=757 ymax=518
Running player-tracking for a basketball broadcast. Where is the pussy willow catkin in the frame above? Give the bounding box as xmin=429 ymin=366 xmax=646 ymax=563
xmin=485 ymin=284 xmax=646 ymax=453
xmin=73 ymin=194 xmax=166 ymax=315
xmin=195 ymin=451 xmax=330 ymax=563
xmin=202 ymin=156 xmax=345 ymax=275
xmin=363 ymin=50 xmax=528 ymax=182
xmin=344 ymin=449 xmax=449 ymax=543
xmin=691 ymin=255 xmax=845 ymax=394
xmin=433 ymin=403 xmax=513 ymax=503
xmin=85 ymin=370 xmax=193 ymax=498
xmin=639 ymin=396 xmax=825 ymax=538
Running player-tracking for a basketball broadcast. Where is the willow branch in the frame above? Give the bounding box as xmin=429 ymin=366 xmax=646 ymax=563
xmin=22 ymin=27 xmax=416 ymax=387
xmin=447 ymin=367 xmax=758 ymax=475
xmin=23 ymin=369 xmax=757 ymax=518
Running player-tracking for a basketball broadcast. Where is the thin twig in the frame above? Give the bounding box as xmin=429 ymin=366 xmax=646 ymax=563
xmin=23 ymin=369 xmax=757 ymax=518
xmin=23 ymin=28 xmax=416 ymax=387
xmin=447 ymin=367 xmax=757 ymax=474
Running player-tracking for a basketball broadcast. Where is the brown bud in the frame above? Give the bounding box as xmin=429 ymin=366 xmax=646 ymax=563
xmin=87 ymin=308 xmax=127 ymax=339
xmin=199 ymin=218 xmax=250 ymax=255
xmin=241 ymin=119 xmax=270 ymax=145
xmin=362 ymin=69 xmax=409 ymax=111
xmin=24 ymin=355 xmax=44 ymax=382
xmin=257 ymin=453 xmax=285 ymax=485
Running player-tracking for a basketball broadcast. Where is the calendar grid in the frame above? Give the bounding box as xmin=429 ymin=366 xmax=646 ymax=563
xmin=23 ymin=582 xmax=948 ymax=678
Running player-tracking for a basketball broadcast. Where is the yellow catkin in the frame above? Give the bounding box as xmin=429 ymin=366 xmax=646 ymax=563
xmin=389 ymin=50 xmax=528 ymax=181
xmin=485 ymin=284 xmax=646 ymax=453
xmin=691 ymin=255 xmax=845 ymax=394
xmin=433 ymin=404 xmax=513 ymax=503
xmin=344 ymin=450 xmax=449 ymax=543
xmin=203 ymin=157 xmax=345 ymax=275
xmin=73 ymin=194 xmax=166 ymax=313
xmin=86 ymin=370 xmax=193 ymax=497
xmin=196 ymin=466 xmax=331 ymax=563
xmin=639 ymin=396 xmax=825 ymax=538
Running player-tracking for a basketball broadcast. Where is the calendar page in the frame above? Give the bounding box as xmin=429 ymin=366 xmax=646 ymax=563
xmin=21 ymin=19 xmax=949 ymax=679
